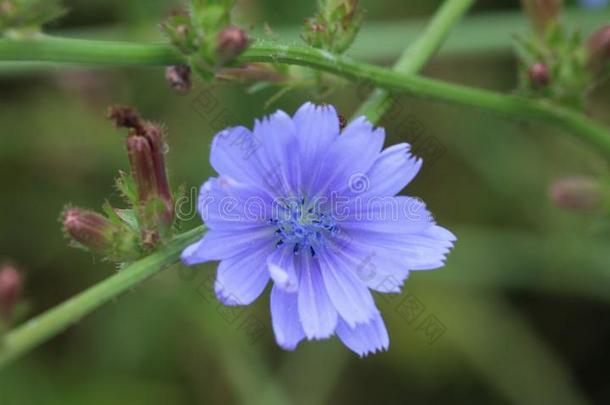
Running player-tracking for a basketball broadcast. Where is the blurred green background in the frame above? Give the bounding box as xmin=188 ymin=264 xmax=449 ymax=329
xmin=2 ymin=0 xmax=610 ymax=404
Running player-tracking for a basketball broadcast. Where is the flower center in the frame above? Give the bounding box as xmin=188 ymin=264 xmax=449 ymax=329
xmin=269 ymin=197 xmax=338 ymax=256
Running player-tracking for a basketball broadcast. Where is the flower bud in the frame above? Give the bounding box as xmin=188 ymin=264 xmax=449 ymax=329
xmin=549 ymin=177 xmax=605 ymax=212
xmin=127 ymin=133 xmax=158 ymax=204
xmin=521 ymin=0 xmax=562 ymax=36
xmin=215 ymin=26 xmax=249 ymax=65
xmin=63 ymin=208 xmax=119 ymax=252
xmin=587 ymin=25 xmax=610 ymax=75
xmin=0 ymin=264 xmax=22 ymax=325
xmin=165 ymin=64 xmax=191 ymax=93
xmin=528 ymin=63 xmax=550 ymax=87
xmin=140 ymin=123 xmax=174 ymax=227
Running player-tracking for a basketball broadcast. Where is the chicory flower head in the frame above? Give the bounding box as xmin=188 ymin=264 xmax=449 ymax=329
xmin=182 ymin=102 xmax=456 ymax=356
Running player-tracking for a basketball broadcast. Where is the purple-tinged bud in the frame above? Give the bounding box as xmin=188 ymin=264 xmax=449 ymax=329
xmin=126 ymin=133 xmax=157 ymax=204
xmin=0 ymin=264 xmax=22 ymax=324
xmin=165 ymin=64 xmax=191 ymax=93
xmin=216 ymin=26 xmax=249 ymax=65
xmin=141 ymin=123 xmax=173 ymax=227
xmin=521 ymin=0 xmax=562 ymax=36
xmin=587 ymin=25 xmax=610 ymax=75
xmin=63 ymin=208 xmax=119 ymax=252
xmin=528 ymin=63 xmax=550 ymax=87
xmin=549 ymin=177 xmax=605 ymax=212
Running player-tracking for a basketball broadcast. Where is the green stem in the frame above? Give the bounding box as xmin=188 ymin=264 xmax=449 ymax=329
xmin=0 ymin=226 xmax=205 ymax=369
xmin=354 ymin=0 xmax=475 ymax=122
xmin=246 ymin=43 xmax=610 ymax=159
xmin=1 ymin=36 xmax=609 ymax=159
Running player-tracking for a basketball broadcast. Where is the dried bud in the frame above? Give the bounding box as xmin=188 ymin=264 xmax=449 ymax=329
xmin=550 ymin=177 xmax=605 ymax=212
xmin=216 ymin=26 xmax=249 ymax=65
xmin=107 ymin=105 xmax=144 ymax=132
xmin=528 ymin=63 xmax=550 ymax=87
xmin=165 ymin=64 xmax=191 ymax=93
xmin=587 ymin=25 xmax=610 ymax=75
xmin=63 ymin=208 xmax=119 ymax=252
xmin=521 ymin=0 xmax=562 ymax=36
xmin=0 ymin=264 xmax=22 ymax=324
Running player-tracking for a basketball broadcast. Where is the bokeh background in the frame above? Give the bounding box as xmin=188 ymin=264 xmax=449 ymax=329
xmin=2 ymin=0 xmax=610 ymax=404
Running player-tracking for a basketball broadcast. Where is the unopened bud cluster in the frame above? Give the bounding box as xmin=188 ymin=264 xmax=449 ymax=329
xmin=62 ymin=106 xmax=177 ymax=260
xmin=303 ymin=0 xmax=364 ymax=54
xmin=161 ymin=2 xmax=249 ymax=81
xmin=516 ymin=1 xmax=610 ymax=108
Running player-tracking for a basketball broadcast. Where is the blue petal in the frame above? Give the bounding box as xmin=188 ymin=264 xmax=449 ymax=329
xmin=292 ymin=103 xmax=340 ymax=193
xmin=362 ymin=143 xmax=422 ymax=197
xmin=198 ymin=177 xmax=272 ymax=230
xmin=318 ymin=248 xmax=378 ymax=327
xmin=338 ymin=196 xmax=435 ymax=234
xmin=313 ymin=116 xmax=385 ymax=197
xmin=338 ymin=241 xmax=411 ymax=293
xmin=270 ymin=285 xmax=305 ymax=350
xmin=210 ymin=126 xmax=265 ymax=185
xmin=215 ymin=243 xmax=273 ymax=305
xmin=297 ymin=254 xmax=338 ymax=339
xmin=267 ymin=245 xmax=299 ymax=293
xmin=253 ymin=110 xmax=301 ymax=196
xmin=336 ymin=312 xmax=389 ymax=357
xmin=180 ymin=228 xmax=275 ymax=265
xmin=343 ymin=223 xmax=456 ymax=271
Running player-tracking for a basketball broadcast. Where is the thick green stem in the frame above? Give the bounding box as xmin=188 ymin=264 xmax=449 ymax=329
xmin=0 ymin=226 xmax=205 ymax=369
xmin=1 ymin=36 xmax=609 ymax=159
xmin=354 ymin=0 xmax=475 ymax=122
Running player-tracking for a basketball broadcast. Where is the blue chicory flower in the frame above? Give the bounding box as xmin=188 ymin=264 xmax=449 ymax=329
xmin=182 ymin=102 xmax=456 ymax=356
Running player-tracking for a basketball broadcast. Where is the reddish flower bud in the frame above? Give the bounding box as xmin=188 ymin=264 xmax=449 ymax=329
xmin=127 ymin=133 xmax=158 ymax=204
xmin=216 ymin=26 xmax=249 ymax=65
xmin=141 ymin=123 xmax=174 ymax=227
xmin=549 ymin=177 xmax=605 ymax=212
xmin=165 ymin=64 xmax=191 ymax=93
xmin=587 ymin=25 xmax=610 ymax=75
xmin=521 ymin=0 xmax=562 ymax=36
xmin=528 ymin=63 xmax=550 ymax=87
xmin=63 ymin=208 xmax=119 ymax=252
xmin=0 ymin=264 xmax=22 ymax=324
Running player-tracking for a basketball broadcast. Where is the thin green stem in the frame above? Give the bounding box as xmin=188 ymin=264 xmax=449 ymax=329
xmin=0 ymin=36 xmax=609 ymax=159
xmin=353 ymin=0 xmax=475 ymax=122
xmin=0 ymin=226 xmax=205 ymax=369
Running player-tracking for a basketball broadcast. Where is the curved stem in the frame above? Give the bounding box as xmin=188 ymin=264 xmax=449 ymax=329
xmin=354 ymin=0 xmax=475 ymax=122
xmin=0 ymin=226 xmax=205 ymax=369
xmin=0 ymin=36 xmax=609 ymax=159
xmin=245 ymin=43 xmax=610 ymax=159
